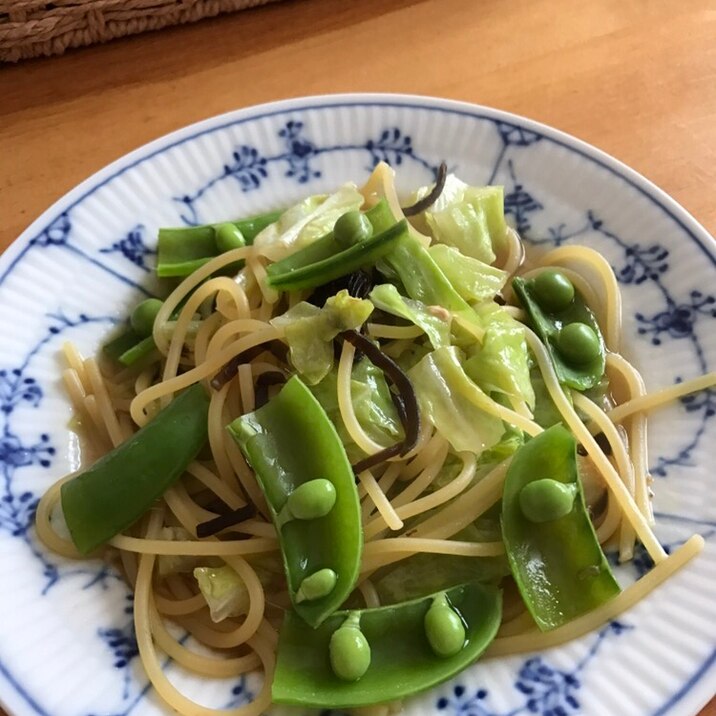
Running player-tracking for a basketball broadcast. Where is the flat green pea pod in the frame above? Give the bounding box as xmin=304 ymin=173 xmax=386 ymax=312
xmin=227 ymin=376 xmax=361 ymax=627
xmin=272 ymin=581 xmax=501 ymax=708
xmin=512 ymin=272 xmax=606 ymax=391
xmin=266 ymin=220 xmax=408 ymax=292
xmin=264 ymin=199 xmax=395 ymax=281
xmin=103 ymin=328 xmax=158 ymax=367
xmin=61 ymin=383 xmax=210 ymax=554
xmin=501 ymin=425 xmax=620 ymax=631
xmin=156 ymin=210 xmax=281 ymax=277
xmin=103 ymin=297 xmax=165 ymax=367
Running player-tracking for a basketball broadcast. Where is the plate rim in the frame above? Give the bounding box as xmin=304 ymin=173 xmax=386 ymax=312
xmin=1 ymin=92 xmax=714 ymax=716
xmin=3 ymin=93 xmax=714 ymax=285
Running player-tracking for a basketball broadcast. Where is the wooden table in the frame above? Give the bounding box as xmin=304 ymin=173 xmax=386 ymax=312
xmin=1 ymin=0 xmax=714 ymax=714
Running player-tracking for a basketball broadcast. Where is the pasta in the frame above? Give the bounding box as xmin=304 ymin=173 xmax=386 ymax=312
xmin=34 ymin=164 xmax=715 ymax=715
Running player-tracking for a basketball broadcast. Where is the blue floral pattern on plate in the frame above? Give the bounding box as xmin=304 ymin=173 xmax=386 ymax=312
xmin=0 ymin=98 xmax=714 ymax=716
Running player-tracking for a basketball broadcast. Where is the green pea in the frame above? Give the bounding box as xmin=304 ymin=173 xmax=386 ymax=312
xmin=295 ymin=568 xmax=338 ymax=603
xmin=286 ymin=478 xmax=337 ymax=521
xmin=424 ymin=593 xmax=466 ymax=658
xmin=130 ymin=298 xmax=164 ymax=337
xmin=533 ymin=269 xmax=575 ymax=312
xmin=519 ymin=478 xmax=577 ymax=523
xmin=334 ymin=210 xmax=373 ymax=249
xmin=329 ymin=612 xmax=371 ymax=682
xmin=557 ymin=322 xmax=601 ymax=365
xmin=214 ymin=223 xmax=246 ymax=253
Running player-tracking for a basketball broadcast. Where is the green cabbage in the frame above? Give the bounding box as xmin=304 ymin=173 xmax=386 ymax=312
xmin=423 ymin=175 xmax=507 ymax=264
xmin=464 ymin=304 xmax=535 ymax=408
xmin=369 ymin=283 xmax=451 ymax=349
xmin=194 ymin=565 xmax=250 ymax=623
xmin=408 ymin=346 xmax=504 ymax=454
xmin=428 ymin=244 xmax=507 ymax=303
xmin=310 ymin=359 xmax=403 ymax=459
xmin=380 ymin=234 xmax=484 ymax=344
xmin=271 ymin=290 xmax=373 ymax=385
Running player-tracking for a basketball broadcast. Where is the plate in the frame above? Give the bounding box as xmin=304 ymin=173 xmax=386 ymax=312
xmin=0 ymin=94 xmax=714 ymax=716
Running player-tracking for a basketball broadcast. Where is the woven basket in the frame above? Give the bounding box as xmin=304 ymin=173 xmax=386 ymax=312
xmin=0 ymin=0 xmax=282 ymax=62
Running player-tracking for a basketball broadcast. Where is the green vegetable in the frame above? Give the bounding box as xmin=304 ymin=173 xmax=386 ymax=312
xmin=408 ymin=346 xmax=504 ymax=454
xmin=502 ymin=425 xmax=620 ymax=631
xmin=270 ymin=290 xmax=374 ymax=385
xmin=379 ymin=234 xmax=486 ymax=348
xmin=465 ymin=303 xmax=535 ymax=408
xmin=519 ymin=478 xmax=578 ymax=523
xmin=334 ymin=210 xmax=373 ymax=248
xmin=424 ymin=593 xmax=466 ymax=658
xmin=61 ymin=384 xmax=210 ymax=554
xmin=253 ymin=185 xmax=364 ymax=261
xmin=373 ymin=553 xmax=508 ymax=605
xmin=227 ymin=376 xmax=362 ymax=627
xmin=422 ymin=175 xmax=507 ymax=264
xmin=264 ymin=200 xmax=394 ymax=279
xmin=310 ymin=361 xmax=403 ymax=460
xmin=214 ymin=223 xmax=246 ymax=253
xmin=476 ymin=423 xmax=525 ymax=467
xmin=533 ymin=269 xmax=575 ymax=312
xmin=295 ymin=568 xmax=338 ymax=604
xmin=512 ymin=275 xmax=606 ymax=391
xmin=281 ymin=478 xmax=337 ymax=522
xmin=130 ymin=298 xmax=164 ymax=337
xmin=194 ymin=565 xmax=249 ymax=622
xmin=103 ymin=327 xmax=158 ymax=367
xmin=273 ymin=581 xmax=502 ymax=707
xmin=531 ymin=369 xmax=565 ymax=428
xmin=369 ymin=283 xmax=451 ymax=349
xmin=329 ymin=612 xmax=372 ymax=682
xmin=557 ymin=322 xmax=601 ymax=365
xmin=382 ymin=234 xmax=475 ymax=316
xmin=156 ymin=210 xmax=280 ymax=277
xmin=267 ymin=220 xmax=408 ymax=292
xmin=428 ymin=244 xmax=507 ymax=303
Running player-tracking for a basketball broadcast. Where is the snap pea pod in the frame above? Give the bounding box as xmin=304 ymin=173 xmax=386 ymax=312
xmin=227 ymin=376 xmax=361 ymax=627
xmin=512 ymin=272 xmax=606 ymax=391
xmin=61 ymin=383 xmax=210 ymax=555
xmin=157 ymin=210 xmax=282 ymax=277
xmin=103 ymin=328 xmax=157 ymax=367
xmin=272 ymin=581 xmax=502 ymax=708
xmin=265 ymin=200 xmax=395 ymax=279
xmin=103 ymin=298 xmax=164 ymax=367
xmin=266 ymin=220 xmax=408 ymax=292
xmin=501 ymin=424 xmax=620 ymax=631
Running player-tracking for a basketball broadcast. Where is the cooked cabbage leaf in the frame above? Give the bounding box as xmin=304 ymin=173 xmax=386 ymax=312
xmin=464 ymin=304 xmax=535 ymax=409
xmin=408 ymin=346 xmax=504 ymax=453
xmin=369 ymin=283 xmax=451 ymax=349
xmin=310 ymin=359 xmax=403 ymax=459
xmin=271 ymin=290 xmax=373 ymax=385
xmin=194 ymin=565 xmax=250 ymax=623
xmin=422 ymin=175 xmax=508 ymax=264
xmin=428 ymin=244 xmax=507 ymax=303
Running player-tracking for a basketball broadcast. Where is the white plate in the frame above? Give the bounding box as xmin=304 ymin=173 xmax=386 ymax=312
xmin=0 ymin=94 xmax=714 ymax=716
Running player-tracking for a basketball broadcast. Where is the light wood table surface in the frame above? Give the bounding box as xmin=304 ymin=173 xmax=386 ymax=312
xmin=1 ymin=0 xmax=715 ymax=715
